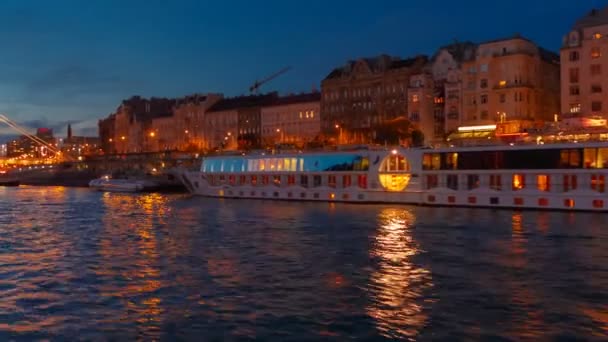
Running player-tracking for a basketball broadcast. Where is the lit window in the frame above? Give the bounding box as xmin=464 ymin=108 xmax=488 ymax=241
xmin=412 ymin=94 xmax=419 ymax=103
xmin=593 ymin=32 xmax=602 ymax=40
xmin=499 ymin=80 xmax=507 ymax=87
xmin=537 ymin=174 xmax=550 ymax=192
xmin=512 ymin=174 xmax=525 ymax=190
xmin=591 ymin=47 xmax=601 ymax=59
xmin=569 ymin=103 xmax=581 ymax=113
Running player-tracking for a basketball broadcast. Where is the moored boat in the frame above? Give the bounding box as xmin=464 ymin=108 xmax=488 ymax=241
xmin=180 ymin=141 xmax=608 ymax=211
xmin=88 ymin=175 xmax=148 ymax=193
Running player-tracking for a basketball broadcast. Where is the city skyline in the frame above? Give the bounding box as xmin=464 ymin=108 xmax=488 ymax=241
xmin=0 ymin=0 xmax=606 ymax=140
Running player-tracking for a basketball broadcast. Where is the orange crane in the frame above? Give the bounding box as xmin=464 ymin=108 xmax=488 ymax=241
xmin=249 ymin=66 xmax=291 ymax=94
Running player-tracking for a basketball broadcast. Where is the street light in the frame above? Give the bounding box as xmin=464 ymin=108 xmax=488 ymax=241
xmin=335 ymin=124 xmax=342 ymax=144
xmin=276 ymin=128 xmax=283 ymax=144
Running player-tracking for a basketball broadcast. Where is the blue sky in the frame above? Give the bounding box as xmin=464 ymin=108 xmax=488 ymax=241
xmin=0 ymin=0 xmax=605 ymax=139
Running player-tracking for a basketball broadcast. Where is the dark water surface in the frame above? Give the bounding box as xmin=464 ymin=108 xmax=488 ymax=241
xmin=0 ymin=186 xmax=606 ymax=340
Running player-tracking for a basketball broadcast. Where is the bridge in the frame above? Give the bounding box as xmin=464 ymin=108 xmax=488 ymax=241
xmin=0 ymin=114 xmax=73 ymax=167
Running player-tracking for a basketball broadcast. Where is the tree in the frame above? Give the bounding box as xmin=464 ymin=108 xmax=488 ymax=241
xmin=373 ymin=116 xmax=413 ymax=145
xmin=411 ymin=129 xmax=425 ymax=147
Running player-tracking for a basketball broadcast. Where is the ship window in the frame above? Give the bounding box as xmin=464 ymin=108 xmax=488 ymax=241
xmin=229 ymin=175 xmax=236 ymax=185
xmin=490 ymin=174 xmax=502 ymax=190
xmin=262 ymin=175 xmax=269 ymax=185
xmin=422 ymin=153 xmax=441 ymax=170
xmin=598 ymin=148 xmax=608 ymax=168
xmin=564 ymin=199 xmax=575 ymax=208
xmin=563 ymin=175 xmax=578 ymax=192
xmin=328 ymin=175 xmax=337 ymax=188
xmin=276 ymin=158 xmax=284 ymax=171
xmin=287 ymin=175 xmax=296 ymax=186
xmin=239 ymin=175 xmax=247 ymax=185
xmin=300 ymin=175 xmax=308 ymax=187
xmin=512 ymin=174 xmax=525 ymax=190
xmin=560 ymin=149 xmax=581 ymax=168
xmin=584 ymin=148 xmax=598 ymax=168
xmin=426 ymin=174 xmax=439 ymax=189
xmin=380 ymin=154 xmax=410 ymax=172
xmin=284 ymin=158 xmax=291 ymax=171
xmin=447 ymin=174 xmax=458 ymax=190
xmin=379 ymin=174 xmax=411 ymax=191
xmin=593 ymin=199 xmax=604 ymax=208
xmin=343 ymin=175 xmax=352 ymax=188
xmin=251 ymin=175 xmax=258 ymax=186
xmin=273 ymin=175 xmax=281 ymax=186
xmin=537 ymin=174 xmax=550 ymax=192
xmin=313 ymin=175 xmax=322 ymax=187
xmin=467 ymin=174 xmax=479 ymax=190
xmin=358 ymin=175 xmax=367 ymax=189
xmin=490 ymin=197 xmax=499 ymax=205
xmin=591 ymin=174 xmax=605 ymax=192
xmin=445 ymin=153 xmax=458 ymax=170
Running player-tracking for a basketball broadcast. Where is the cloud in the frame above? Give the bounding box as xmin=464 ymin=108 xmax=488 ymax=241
xmin=22 ymin=65 xmax=124 ymax=106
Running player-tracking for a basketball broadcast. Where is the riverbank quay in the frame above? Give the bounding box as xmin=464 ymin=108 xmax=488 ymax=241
xmin=3 ymin=151 xmax=195 ymax=192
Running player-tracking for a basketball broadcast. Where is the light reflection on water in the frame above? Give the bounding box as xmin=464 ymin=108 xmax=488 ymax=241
xmin=366 ymin=208 xmax=432 ymax=340
xmin=0 ymin=187 xmax=606 ymax=340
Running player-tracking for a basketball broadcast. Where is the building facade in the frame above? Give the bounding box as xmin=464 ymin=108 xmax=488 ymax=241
xmin=168 ymin=94 xmax=222 ymax=152
xmin=260 ymin=92 xmax=321 ymax=147
xmin=321 ymin=55 xmax=428 ymax=144
xmin=99 ymin=96 xmax=176 ymax=154
xmin=203 ymin=99 xmax=241 ymax=151
xmin=460 ymin=36 xmax=560 ymax=126
xmin=561 ymin=7 xmax=608 ymax=118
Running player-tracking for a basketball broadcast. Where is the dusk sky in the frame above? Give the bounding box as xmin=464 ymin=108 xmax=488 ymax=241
xmin=0 ymin=0 xmax=606 ymax=139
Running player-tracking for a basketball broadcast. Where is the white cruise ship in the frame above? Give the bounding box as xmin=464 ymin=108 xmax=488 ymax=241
xmin=180 ymin=142 xmax=608 ymax=211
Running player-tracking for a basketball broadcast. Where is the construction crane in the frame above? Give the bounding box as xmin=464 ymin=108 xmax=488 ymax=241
xmin=249 ymin=66 xmax=291 ymax=94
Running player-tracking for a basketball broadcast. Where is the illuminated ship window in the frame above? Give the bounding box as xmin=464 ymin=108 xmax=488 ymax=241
xmin=379 ymin=174 xmax=411 ymax=192
xmin=512 ymin=174 xmax=525 ymax=190
xmin=537 ymin=174 xmax=550 ymax=192
xmin=379 ymin=153 xmax=410 ymax=172
xmin=378 ymin=152 xmax=411 ymax=191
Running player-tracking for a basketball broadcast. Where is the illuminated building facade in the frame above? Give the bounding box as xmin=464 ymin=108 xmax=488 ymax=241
xmin=321 ymin=55 xmax=428 ymax=144
xmin=461 ymin=36 xmax=560 ymax=126
xmin=260 ymin=92 xmax=321 ymax=147
xmin=561 ymin=7 xmax=608 ymax=119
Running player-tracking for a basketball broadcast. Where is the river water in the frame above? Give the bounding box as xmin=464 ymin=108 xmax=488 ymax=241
xmin=0 ymin=186 xmax=606 ymax=340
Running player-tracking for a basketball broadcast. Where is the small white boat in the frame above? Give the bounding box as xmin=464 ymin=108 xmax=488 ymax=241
xmin=88 ymin=175 xmax=147 ymax=193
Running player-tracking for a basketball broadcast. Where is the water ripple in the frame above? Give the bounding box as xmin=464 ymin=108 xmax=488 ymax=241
xmin=0 ymin=187 xmax=606 ymax=340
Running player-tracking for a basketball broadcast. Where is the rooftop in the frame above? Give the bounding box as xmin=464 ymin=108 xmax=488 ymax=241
xmin=323 ymin=55 xmax=428 ymax=80
xmin=207 ymin=93 xmax=279 ymax=112
xmin=573 ymin=7 xmax=608 ymax=29
xmin=432 ymin=41 xmax=477 ymax=64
